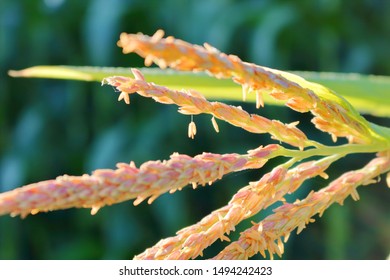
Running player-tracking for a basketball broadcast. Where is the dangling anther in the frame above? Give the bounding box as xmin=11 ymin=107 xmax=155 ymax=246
xmin=256 ymin=91 xmax=264 ymax=108
xmin=118 ymin=91 xmax=130 ymax=104
xmin=188 ymin=116 xmax=197 ymax=139
xmin=211 ymin=116 xmax=219 ymax=133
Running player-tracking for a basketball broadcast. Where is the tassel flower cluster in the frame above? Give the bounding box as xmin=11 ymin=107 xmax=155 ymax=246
xmin=2 ymin=30 xmax=390 ymax=260
xmin=213 ymin=152 xmax=390 ymax=259
xmin=103 ymin=69 xmax=311 ymax=150
xmin=0 ymin=145 xmax=279 ymax=218
xmin=117 ymin=30 xmax=379 ymax=145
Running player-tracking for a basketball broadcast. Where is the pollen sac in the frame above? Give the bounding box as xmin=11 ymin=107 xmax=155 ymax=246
xmin=118 ymin=92 xmax=130 ymax=104
xmin=211 ymin=116 xmax=219 ymax=133
xmin=255 ymin=91 xmax=264 ymax=108
xmin=188 ymin=121 xmax=197 ymax=139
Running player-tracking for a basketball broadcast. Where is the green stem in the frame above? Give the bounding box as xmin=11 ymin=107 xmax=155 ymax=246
xmin=282 ymin=143 xmax=386 ymax=161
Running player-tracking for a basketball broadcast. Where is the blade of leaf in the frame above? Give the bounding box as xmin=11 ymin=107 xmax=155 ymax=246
xmin=8 ymin=66 xmax=390 ymax=117
xmin=293 ymin=71 xmax=390 ymax=118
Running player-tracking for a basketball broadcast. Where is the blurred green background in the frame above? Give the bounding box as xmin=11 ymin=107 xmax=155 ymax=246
xmin=0 ymin=0 xmax=389 ymax=260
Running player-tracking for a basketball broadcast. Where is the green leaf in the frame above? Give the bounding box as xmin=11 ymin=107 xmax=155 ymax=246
xmin=8 ymin=65 xmax=390 ymax=118
xmin=294 ymin=71 xmax=390 ymax=118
